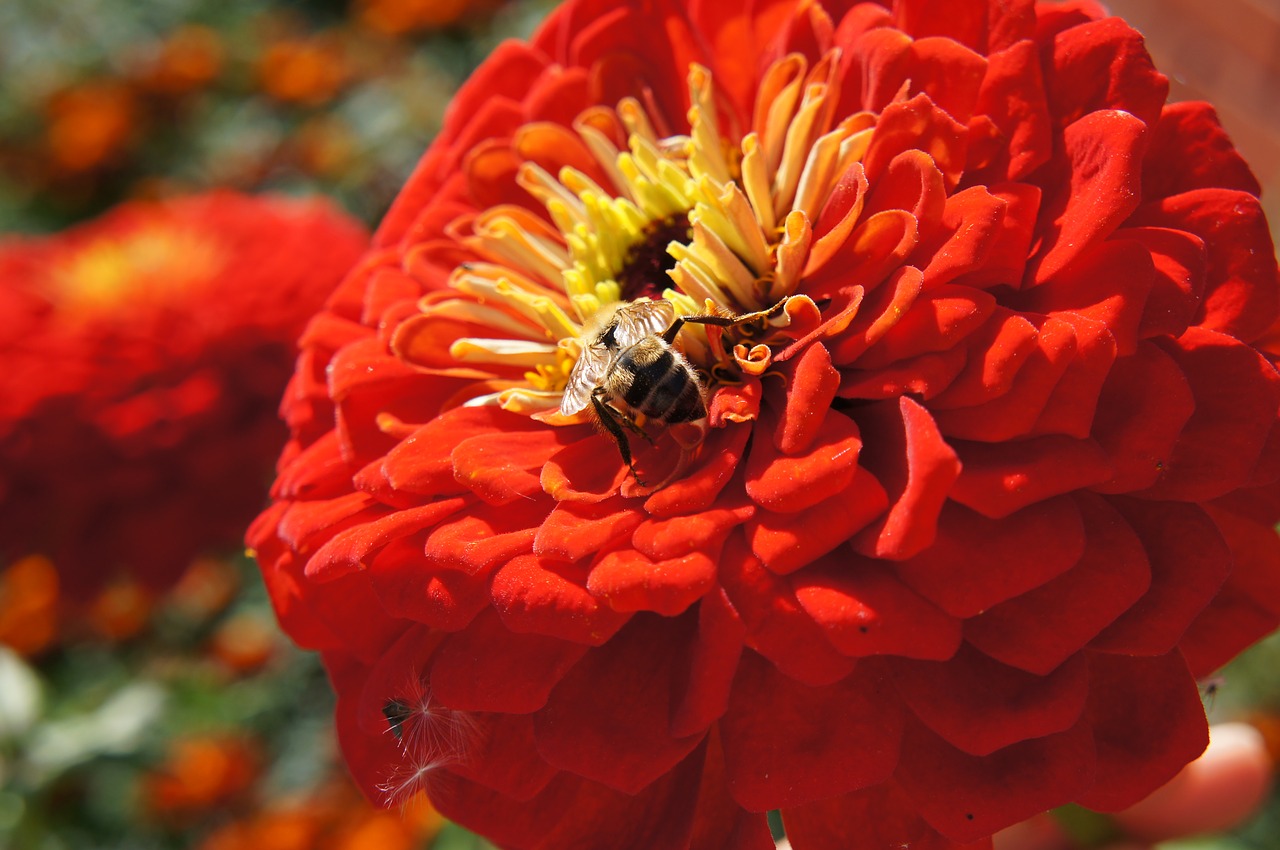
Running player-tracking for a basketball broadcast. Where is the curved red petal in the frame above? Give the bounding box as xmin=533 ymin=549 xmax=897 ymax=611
xmin=895 ymin=715 xmax=1095 ymax=842
xmin=896 ymin=496 xmax=1085 ymax=618
xmin=793 ymin=554 xmax=962 ymax=659
xmin=721 ymin=652 xmax=904 ymax=811
xmin=430 ymin=608 xmax=588 ymax=713
xmin=892 ymin=643 xmax=1089 ymax=756
xmin=533 ymin=613 xmax=705 ymax=794
xmin=964 ymin=494 xmax=1150 ymax=674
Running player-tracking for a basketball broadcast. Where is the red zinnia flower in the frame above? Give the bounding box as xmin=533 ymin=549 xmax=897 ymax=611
xmin=249 ymin=1 xmax=1280 ymax=847
xmin=1 ymin=192 xmax=368 ymax=597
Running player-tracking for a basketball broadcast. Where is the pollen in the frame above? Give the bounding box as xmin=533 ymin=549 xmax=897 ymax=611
xmin=409 ymin=51 xmax=873 ymax=419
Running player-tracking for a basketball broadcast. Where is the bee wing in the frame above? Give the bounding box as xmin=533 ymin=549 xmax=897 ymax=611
xmin=560 ymin=342 xmax=613 ymax=415
xmin=613 ymin=299 xmax=676 ymax=348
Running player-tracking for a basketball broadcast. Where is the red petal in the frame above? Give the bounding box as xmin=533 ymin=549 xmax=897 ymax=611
xmin=793 ymin=554 xmax=962 ymax=659
xmin=1142 ymin=101 xmax=1262 ymax=200
xmin=932 ymin=314 xmax=1078 ymax=442
xmin=718 ymin=534 xmax=858 ymax=685
xmin=721 ymin=652 xmax=904 ymax=810
xmin=852 ymin=396 xmax=960 ymax=560
xmin=304 ymin=499 xmax=465 ymax=582
xmin=949 ymin=434 xmax=1113 ymax=519
xmin=1028 ymin=312 xmax=1117 ymax=439
xmin=902 ymin=36 xmax=989 ymax=124
xmin=490 ymin=554 xmax=629 ymax=645
xmin=645 ymin=422 xmax=751 ymax=516
xmin=688 ymin=729 xmax=776 ymax=850
xmin=855 ymin=283 xmax=995 ymax=369
xmin=747 ymin=467 xmax=889 ymax=574
xmin=1043 ymin=16 xmax=1167 ymax=130
xmin=534 ymin=613 xmax=704 ymax=794
xmin=825 ymin=265 xmax=925 ymax=364
xmin=1075 ymin=651 xmax=1208 ymax=811
xmin=895 ymin=715 xmax=1095 ymax=842
xmin=278 ymin=492 xmax=376 ymax=554
xmin=1178 ymin=505 xmax=1280 ymax=676
xmin=422 ymin=495 xmax=550 ymax=574
xmin=914 ymin=186 xmax=1008 ymax=289
xmin=633 ymin=502 xmax=755 ymax=560
xmin=1029 ymin=109 xmax=1146 ymax=283
xmin=864 ymin=93 xmax=970 ymax=190
xmin=1140 ymin=328 xmax=1280 ymax=501
xmin=928 ymin=308 xmax=1039 ymax=411
xmin=449 ymin=713 xmax=560 ymax=802
xmin=964 ymin=494 xmax=1150 ymax=675
xmin=839 ymin=347 xmax=968 ymax=401
xmin=775 ymin=343 xmax=841 ymax=455
xmin=892 ymin=643 xmax=1089 ymax=756
xmin=1089 ymin=340 xmax=1194 ymax=493
xmin=1132 ymin=189 xmax=1280 ymax=343
xmin=1115 ymin=225 xmax=1207 ymax=340
xmin=744 ymin=409 xmax=863 ymax=512
xmin=451 ymin=427 xmax=577 ymax=505
xmin=896 ymin=496 xmax=1085 ymax=618
xmin=969 ymin=40 xmax=1051 ymax=182
xmin=430 ymin=609 xmax=588 ymax=714
xmin=956 ymin=181 xmax=1042 ymax=288
xmin=1090 ymin=499 xmax=1230 ymax=656
xmin=863 ymin=150 xmax=946 ymax=231
xmin=671 ymin=589 xmax=746 ymax=738
xmin=534 ymin=496 xmax=645 ymax=563
xmin=1017 ymin=238 xmax=1154 ymax=356
xmin=434 ymin=747 xmax=713 ymax=850
xmin=806 ymin=211 xmax=919 ymax=302
xmin=366 ymin=538 xmax=492 ymax=631
xmin=587 ymin=549 xmax=718 ymax=616
xmin=784 ymin=781 xmax=988 ymax=850
xmin=893 ymin=0 xmax=986 ymax=51
xmin=540 ymin=434 xmax=628 ymax=503
xmin=383 ymin=407 xmax=544 ymax=497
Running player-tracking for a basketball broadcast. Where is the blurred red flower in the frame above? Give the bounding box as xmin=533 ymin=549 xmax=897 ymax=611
xmin=1 ymin=192 xmax=368 ymax=597
xmin=249 ymin=1 xmax=1280 ymax=847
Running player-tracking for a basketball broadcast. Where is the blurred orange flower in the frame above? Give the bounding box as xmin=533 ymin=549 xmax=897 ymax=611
xmin=86 ymin=577 xmax=155 ymax=642
xmin=209 ymin=612 xmax=279 ymax=674
xmin=258 ymin=36 xmax=351 ymax=106
xmin=43 ymin=81 xmax=140 ymax=173
xmin=0 ymin=555 xmax=60 ymax=656
xmin=196 ymin=783 xmax=442 ymax=850
xmin=143 ymin=735 xmax=261 ymax=823
xmin=135 ymin=25 xmax=226 ymax=97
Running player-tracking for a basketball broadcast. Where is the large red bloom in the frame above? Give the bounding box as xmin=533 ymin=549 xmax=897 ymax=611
xmin=249 ymin=1 xmax=1280 ymax=847
xmin=1 ymin=192 xmax=368 ymax=596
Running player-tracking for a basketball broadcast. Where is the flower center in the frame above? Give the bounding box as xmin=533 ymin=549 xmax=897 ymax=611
xmin=617 ymin=213 xmax=692 ymax=303
xmin=399 ymin=52 xmax=875 ymax=424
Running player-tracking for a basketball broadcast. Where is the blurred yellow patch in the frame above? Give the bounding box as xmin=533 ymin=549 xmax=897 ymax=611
xmin=51 ymin=225 xmax=227 ymax=312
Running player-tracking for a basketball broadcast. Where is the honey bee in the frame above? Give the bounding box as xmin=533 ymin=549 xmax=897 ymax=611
xmin=560 ymin=298 xmax=770 ymax=484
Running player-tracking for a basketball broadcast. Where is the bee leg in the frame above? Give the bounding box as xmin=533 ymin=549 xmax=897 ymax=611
xmin=591 ymin=388 xmax=645 ymax=484
xmin=660 ymin=302 xmax=783 ymax=343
